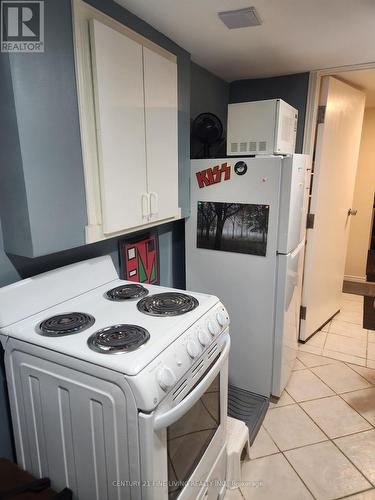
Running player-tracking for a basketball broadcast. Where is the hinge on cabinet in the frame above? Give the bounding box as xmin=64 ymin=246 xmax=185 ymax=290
xmin=300 ymin=306 xmax=307 ymax=321
xmin=306 ymin=213 xmax=315 ymax=229
xmin=317 ymin=105 xmax=326 ymax=124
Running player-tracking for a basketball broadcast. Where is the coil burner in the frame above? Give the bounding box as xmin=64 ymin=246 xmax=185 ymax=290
xmin=137 ymin=292 xmax=199 ymax=317
xmin=105 ymin=284 xmax=148 ymax=301
xmin=87 ymin=324 xmax=150 ymax=354
xmin=38 ymin=313 xmax=95 ymax=337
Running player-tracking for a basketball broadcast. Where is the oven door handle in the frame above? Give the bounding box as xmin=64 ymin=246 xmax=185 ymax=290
xmin=153 ymin=335 xmax=230 ymax=431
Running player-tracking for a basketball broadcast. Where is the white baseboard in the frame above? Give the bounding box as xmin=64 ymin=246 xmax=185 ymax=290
xmin=344 ymin=275 xmax=367 ymax=283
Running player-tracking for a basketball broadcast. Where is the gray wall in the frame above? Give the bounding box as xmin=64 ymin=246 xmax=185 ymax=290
xmin=190 ymin=62 xmax=229 ymax=158
xmin=0 ymin=0 xmax=87 ymax=257
xmin=229 ymin=73 xmax=310 ymax=154
xmin=0 ymin=0 xmax=189 ymax=459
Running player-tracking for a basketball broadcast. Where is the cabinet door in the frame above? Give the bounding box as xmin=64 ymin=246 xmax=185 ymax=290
xmin=143 ymin=46 xmax=179 ymax=222
xmin=90 ymin=19 xmax=147 ymax=234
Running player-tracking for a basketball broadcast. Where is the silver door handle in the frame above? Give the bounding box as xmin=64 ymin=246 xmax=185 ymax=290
xmin=348 ymin=208 xmax=358 ymax=216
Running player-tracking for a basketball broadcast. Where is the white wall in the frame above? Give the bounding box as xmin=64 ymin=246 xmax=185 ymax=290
xmin=345 ymin=107 xmax=375 ymax=280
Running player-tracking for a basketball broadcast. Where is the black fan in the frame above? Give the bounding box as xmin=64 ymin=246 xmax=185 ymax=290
xmin=192 ymin=112 xmax=224 ymax=158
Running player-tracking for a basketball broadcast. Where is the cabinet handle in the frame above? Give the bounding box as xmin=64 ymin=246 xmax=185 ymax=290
xmin=150 ymin=192 xmax=158 ymax=216
xmin=141 ymin=193 xmax=150 ymax=219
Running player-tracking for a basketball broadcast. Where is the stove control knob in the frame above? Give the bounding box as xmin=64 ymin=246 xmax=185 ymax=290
xmin=157 ymin=366 xmax=176 ymax=392
xmin=186 ymin=339 xmax=200 ymax=359
xmin=216 ymin=310 xmax=229 ymax=328
xmin=207 ymin=319 xmax=220 ymax=336
xmin=198 ymin=328 xmax=211 ymax=346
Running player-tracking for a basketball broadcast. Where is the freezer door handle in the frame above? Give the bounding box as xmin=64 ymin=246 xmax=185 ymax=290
xmin=291 ymin=240 xmax=305 ymax=259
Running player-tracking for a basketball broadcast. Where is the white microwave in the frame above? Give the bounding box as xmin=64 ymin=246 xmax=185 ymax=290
xmin=227 ymin=98 xmax=298 ymax=156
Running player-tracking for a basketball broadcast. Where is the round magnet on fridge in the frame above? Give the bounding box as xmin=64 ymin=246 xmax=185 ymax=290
xmin=234 ymin=161 xmax=247 ymax=176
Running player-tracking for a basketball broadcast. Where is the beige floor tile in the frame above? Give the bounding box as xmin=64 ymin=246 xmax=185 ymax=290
xmin=301 ymin=395 xmax=371 ymax=438
xmin=325 ymin=333 xmax=367 ymax=358
xmin=306 ymin=331 xmax=327 ymax=349
xmin=330 ymin=319 xmax=368 ymax=339
xmin=224 ymin=488 xmax=244 ymax=499
xmin=263 ymin=404 xmax=327 ymax=451
xmin=249 ymin=427 xmax=278 ymax=459
xmin=336 ymin=309 xmax=363 ymax=325
xmin=346 ymin=490 xmax=375 ymax=499
xmin=293 ymin=358 xmax=305 ymax=370
xmin=298 ymin=343 xmax=323 ymax=355
xmin=285 ymin=441 xmax=371 ymax=499
xmin=335 ymin=430 xmax=375 ymax=485
xmin=286 ymin=369 xmax=335 ymax=402
xmin=312 ymin=362 xmax=372 ymax=393
xmin=348 ymin=364 xmax=375 ymax=385
xmin=297 ymin=351 xmax=339 ymax=368
xmin=343 ymin=293 xmax=364 ymax=303
xmin=367 ymin=343 xmax=375 ymax=361
xmin=341 ymin=300 xmax=364 ymax=313
xmin=322 ymin=348 xmax=367 ymax=366
xmin=368 ymin=331 xmax=375 ymax=344
xmin=240 ymin=453 xmax=313 ymax=499
xmin=368 ymin=359 xmax=375 ymax=369
xmin=269 ymin=390 xmax=294 ymax=409
xmin=341 ymin=387 xmax=375 ymax=425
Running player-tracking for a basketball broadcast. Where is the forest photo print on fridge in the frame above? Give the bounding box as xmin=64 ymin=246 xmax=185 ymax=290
xmin=197 ymin=201 xmax=269 ymax=256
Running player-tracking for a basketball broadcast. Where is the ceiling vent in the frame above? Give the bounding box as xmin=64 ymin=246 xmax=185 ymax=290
xmin=218 ymin=7 xmax=262 ymax=29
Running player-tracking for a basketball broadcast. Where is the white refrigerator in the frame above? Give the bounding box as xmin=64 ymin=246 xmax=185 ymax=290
xmin=185 ymin=155 xmax=308 ymax=397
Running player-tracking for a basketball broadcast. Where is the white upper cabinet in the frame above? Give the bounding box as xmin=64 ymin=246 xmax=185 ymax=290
xmin=72 ymin=1 xmax=180 ymax=243
xmin=90 ymin=20 xmax=147 ymax=234
xmin=143 ymin=46 xmax=179 ymax=223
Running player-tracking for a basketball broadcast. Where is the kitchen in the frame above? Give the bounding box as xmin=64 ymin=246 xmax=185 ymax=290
xmin=1 ymin=1 xmax=375 ymax=499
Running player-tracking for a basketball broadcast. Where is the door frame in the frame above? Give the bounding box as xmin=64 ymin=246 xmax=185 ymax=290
xmin=299 ymin=62 xmax=373 ymax=340
xmin=303 ymin=61 xmax=375 ymax=156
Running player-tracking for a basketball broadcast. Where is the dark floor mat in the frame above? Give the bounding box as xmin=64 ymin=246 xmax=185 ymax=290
xmin=364 ymin=296 xmax=375 ymax=331
xmin=228 ymin=385 xmax=269 ymax=444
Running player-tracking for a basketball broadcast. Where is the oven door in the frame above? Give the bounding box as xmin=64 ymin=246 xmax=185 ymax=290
xmin=139 ymin=332 xmax=229 ymax=500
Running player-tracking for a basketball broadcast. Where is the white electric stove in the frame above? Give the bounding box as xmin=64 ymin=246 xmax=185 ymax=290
xmin=0 ymin=256 xmax=230 ymax=500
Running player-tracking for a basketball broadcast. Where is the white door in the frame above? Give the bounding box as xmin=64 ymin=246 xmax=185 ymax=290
xmin=300 ymin=77 xmax=365 ymax=340
xmin=143 ymin=46 xmax=179 ymax=223
xmin=90 ymin=20 xmax=147 ymax=235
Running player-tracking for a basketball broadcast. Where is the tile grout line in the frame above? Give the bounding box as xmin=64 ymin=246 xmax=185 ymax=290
xmin=336 ymin=391 xmax=375 ymax=429
xmin=342 ymin=360 xmax=375 ymax=383
xmin=293 ymin=365 xmax=375 ymax=494
xmin=293 ymin=396 xmax=373 ymax=496
xmin=334 ymin=487 xmax=375 ymax=499
xmin=281 ymin=450 xmax=318 ymax=499
xmin=280 ymin=367 xmax=374 ymax=442
xmin=307 ymin=364 xmax=370 ymax=396
xmin=329 ymin=437 xmax=373 ymax=491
